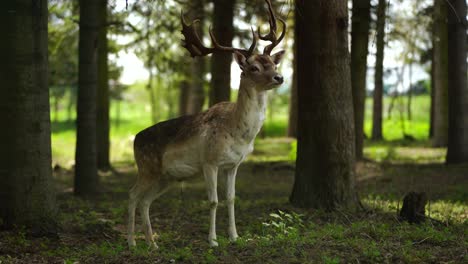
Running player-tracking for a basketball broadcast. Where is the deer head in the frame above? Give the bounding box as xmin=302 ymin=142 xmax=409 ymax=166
xmin=181 ymin=0 xmax=286 ymax=90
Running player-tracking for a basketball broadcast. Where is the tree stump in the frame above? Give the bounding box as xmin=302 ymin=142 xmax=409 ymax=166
xmin=399 ymin=192 xmax=427 ymax=224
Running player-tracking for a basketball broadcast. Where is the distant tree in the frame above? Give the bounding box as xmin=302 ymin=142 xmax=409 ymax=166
xmin=179 ymin=79 xmax=190 ymax=116
xmin=0 ymin=0 xmax=56 ymax=229
xmin=287 ymin=61 xmax=298 ymax=138
xmin=371 ymin=0 xmax=386 ymax=140
xmin=290 ymin=0 xmax=357 ymax=210
xmin=75 ymin=0 xmax=100 ymax=196
xmin=209 ymin=0 xmax=235 ymax=106
xmin=351 ymin=0 xmax=371 ymax=159
xmin=432 ymin=0 xmax=448 ymax=147
xmin=49 ymin=1 xmax=79 ymax=123
xmin=446 ymin=0 xmax=468 ymax=163
xmin=97 ymin=0 xmax=111 ymax=171
xmin=187 ymin=0 xmax=206 ymax=114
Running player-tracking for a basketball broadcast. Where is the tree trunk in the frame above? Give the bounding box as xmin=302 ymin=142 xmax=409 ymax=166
xmin=371 ymin=0 xmax=386 ymax=140
xmin=54 ymin=95 xmax=59 ymax=123
xmin=0 ymin=0 xmax=56 ymax=229
xmin=351 ymin=0 xmax=371 ymax=159
xmin=290 ymin=0 xmax=357 ymax=210
xmin=287 ymin=67 xmax=298 ymax=138
xmin=446 ymin=0 xmax=468 ymax=163
xmin=75 ymin=0 xmax=100 ymax=196
xmin=429 ymin=58 xmax=435 ymax=138
xmin=432 ymin=0 xmax=448 ymax=147
xmin=179 ymin=80 xmax=190 ymax=116
xmin=147 ymin=67 xmax=158 ymax=123
xmin=187 ymin=0 xmax=206 ymax=114
xmin=209 ymin=0 xmax=235 ymax=106
xmin=407 ymin=60 xmax=413 ymax=121
xmin=97 ymin=0 xmax=111 ymax=171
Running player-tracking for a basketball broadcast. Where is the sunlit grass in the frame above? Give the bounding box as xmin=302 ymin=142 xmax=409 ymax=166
xmin=50 ymin=94 xmax=434 ymax=166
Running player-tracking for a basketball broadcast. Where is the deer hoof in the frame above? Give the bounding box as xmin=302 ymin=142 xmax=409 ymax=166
xmin=229 ymin=234 xmax=239 ymax=242
xmin=209 ymin=239 xmax=219 ymax=247
xmin=128 ymin=240 xmax=136 ymax=248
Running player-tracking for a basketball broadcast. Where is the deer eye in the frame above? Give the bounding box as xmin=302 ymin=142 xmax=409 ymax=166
xmin=250 ymin=66 xmax=260 ymax=72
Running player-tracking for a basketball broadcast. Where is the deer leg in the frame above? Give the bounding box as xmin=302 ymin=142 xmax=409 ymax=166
xmin=127 ymin=182 xmax=147 ymax=247
xmin=139 ymin=180 xmax=171 ymax=249
xmin=203 ymin=165 xmax=219 ymax=247
xmin=226 ymin=166 xmax=239 ymax=242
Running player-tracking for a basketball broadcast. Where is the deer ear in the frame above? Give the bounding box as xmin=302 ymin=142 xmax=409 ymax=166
xmin=234 ymin=51 xmax=247 ymax=70
xmin=271 ymin=50 xmax=285 ymax=65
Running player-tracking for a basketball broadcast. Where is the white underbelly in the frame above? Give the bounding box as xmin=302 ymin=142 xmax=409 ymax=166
xmin=162 ymin=142 xmax=201 ymax=179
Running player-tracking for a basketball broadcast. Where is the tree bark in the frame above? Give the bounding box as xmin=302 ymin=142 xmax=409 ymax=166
xmin=351 ymin=0 xmax=371 ymax=159
xmin=75 ymin=0 xmax=100 ymax=196
xmin=0 ymin=0 xmax=56 ymax=229
xmin=290 ymin=0 xmax=357 ymax=210
xmin=209 ymin=0 xmax=235 ymax=106
xmin=179 ymin=80 xmax=190 ymax=116
xmin=446 ymin=0 xmax=468 ymax=163
xmin=429 ymin=58 xmax=435 ymax=138
xmin=371 ymin=0 xmax=386 ymax=140
xmin=97 ymin=0 xmax=111 ymax=170
xmin=432 ymin=0 xmax=449 ymax=147
xmin=187 ymin=0 xmax=206 ymax=114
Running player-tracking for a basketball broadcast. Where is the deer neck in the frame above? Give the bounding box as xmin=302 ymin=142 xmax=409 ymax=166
xmin=231 ymin=77 xmax=267 ymax=142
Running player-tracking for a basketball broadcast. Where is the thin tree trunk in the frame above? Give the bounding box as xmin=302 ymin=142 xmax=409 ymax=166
xmin=187 ymin=0 xmax=206 ymax=114
xmin=290 ymin=0 xmax=357 ymax=210
xmin=0 ymin=0 xmax=56 ymax=229
xmin=179 ymin=80 xmax=190 ymax=116
xmin=54 ymin=95 xmax=59 ymax=123
xmin=67 ymin=90 xmax=75 ymax=122
xmin=97 ymin=0 xmax=111 ymax=170
xmin=147 ymin=67 xmax=158 ymax=123
xmin=116 ymin=100 xmax=121 ymax=128
xmin=209 ymin=0 xmax=235 ymax=106
xmin=371 ymin=0 xmax=386 ymax=140
xmin=75 ymin=0 xmax=100 ymax=196
xmin=351 ymin=0 xmax=371 ymax=159
xmin=432 ymin=0 xmax=449 ymax=147
xmin=429 ymin=58 xmax=435 ymax=138
xmin=407 ymin=59 xmax=413 ymax=121
xmin=287 ymin=66 xmax=298 ymax=137
xmin=446 ymin=0 xmax=468 ymax=163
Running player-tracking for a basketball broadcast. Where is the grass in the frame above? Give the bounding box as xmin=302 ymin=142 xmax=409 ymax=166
xmin=1 ymin=144 xmax=466 ymax=263
xmin=50 ymin=94 xmax=432 ymax=166
xmin=4 ymin=93 xmax=465 ymax=263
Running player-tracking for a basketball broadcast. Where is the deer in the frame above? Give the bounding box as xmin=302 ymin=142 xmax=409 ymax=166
xmin=127 ymin=0 xmax=286 ymax=249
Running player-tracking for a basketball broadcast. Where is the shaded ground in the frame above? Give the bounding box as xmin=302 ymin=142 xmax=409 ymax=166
xmin=1 ymin=140 xmax=467 ymax=263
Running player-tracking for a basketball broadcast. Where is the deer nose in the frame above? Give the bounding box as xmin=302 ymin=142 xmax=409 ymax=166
xmin=273 ymin=75 xmax=284 ymax=84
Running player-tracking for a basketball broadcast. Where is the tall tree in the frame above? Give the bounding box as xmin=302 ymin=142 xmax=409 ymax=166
xmin=0 ymin=0 xmax=56 ymax=228
xmin=446 ymin=0 xmax=468 ymax=163
xmin=75 ymin=0 xmax=100 ymax=196
xmin=432 ymin=0 xmax=448 ymax=147
xmin=209 ymin=0 xmax=235 ymax=106
xmin=351 ymin=0 xmax=371 ymax=159
xmin=187 ymin=0 xmax=206 ymax=114
xmin=290 ymin=0 xmax=357 ymax=210
xmin=287 ymin=65 xmax=298 ymax=137
xmin=371 ymin=0 xmax=386 ymax=140
xmin=97 ymin=0 xmax=111 ymax=170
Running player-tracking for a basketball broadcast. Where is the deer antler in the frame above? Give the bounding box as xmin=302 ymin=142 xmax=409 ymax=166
xmin=258 ymin=0 xmax=286 ymax=55
xmin=181 ymin=11 xmax=257 ymax=58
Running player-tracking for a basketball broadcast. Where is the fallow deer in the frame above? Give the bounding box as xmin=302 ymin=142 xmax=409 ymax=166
xmin=127 ymin=0 xmax=286 ymax=248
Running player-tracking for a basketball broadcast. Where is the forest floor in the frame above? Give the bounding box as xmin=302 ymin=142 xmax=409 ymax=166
xmin=0 ymin=138 xmax=467 ymax=263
